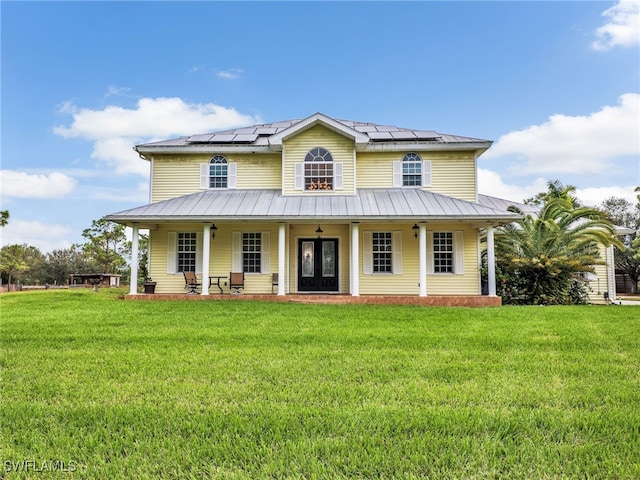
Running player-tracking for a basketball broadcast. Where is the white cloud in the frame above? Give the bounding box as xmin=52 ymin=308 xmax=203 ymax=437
xmin=592 ymin=0 xmax=640 ymax=50
xmin=1 ymin=219 xmax=74 ymax=252
xmin=478 ymin=168 xmax=638 ymax=210
xmin=483 ymin=93 xmax=640 ymax=175
xmin=105 ymin=85 xmax=131 ymax=97
xmin=53 ymin=97 xmax=261 ymax=175
xmin=216 ymin=68 xmax=243 ymax=80
xmin=576 ymin=185 xmax=639 ymax=207
xmin=0 ymin=170 xmax=77 ymax=199
xmin=477 ymin=168 xmax=548 ymax=203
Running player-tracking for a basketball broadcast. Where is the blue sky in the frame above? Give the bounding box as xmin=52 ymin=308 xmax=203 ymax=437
xmin=1 ymin=1 xmax=639 ymax=252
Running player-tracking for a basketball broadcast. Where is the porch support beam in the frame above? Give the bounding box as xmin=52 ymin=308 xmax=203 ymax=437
xmin=486 ymin=225 xmax=497 ymax=296
xmin=419 ymin=222 xmax=427 ymax=297
xmin=201 ymin=223 xmax=211 ymax=295
xmin=129 ymin=223 xmax=139 ymax=295
xmin=278 ymin=223 xmax=286 ymax=296
xmin=351 ymin=222 xmax=360 ymax=296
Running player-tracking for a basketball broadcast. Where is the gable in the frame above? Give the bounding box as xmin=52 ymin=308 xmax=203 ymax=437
xmin=282 ymin=124 xmax=356 ymax=195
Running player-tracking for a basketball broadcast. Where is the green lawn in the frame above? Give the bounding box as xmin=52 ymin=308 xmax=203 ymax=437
xmin=1 ymin=289 xmax=639 ymax=479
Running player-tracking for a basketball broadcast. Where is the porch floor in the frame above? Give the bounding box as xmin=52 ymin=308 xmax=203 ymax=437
xmin=124 ymin=293 xmax=501 ymax=307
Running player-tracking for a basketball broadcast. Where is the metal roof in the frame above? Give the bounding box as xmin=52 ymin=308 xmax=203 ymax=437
xmin=477 ymin=194 xmax=539 ymax=215
xmin=105 ymin=189 xmax=521 ymax=225
xmin=135 ymin=113 xmax=490 ymax=153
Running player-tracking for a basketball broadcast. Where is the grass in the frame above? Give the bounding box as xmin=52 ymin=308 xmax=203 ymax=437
xmin=1 ymin=289 xmax=639 ymax=479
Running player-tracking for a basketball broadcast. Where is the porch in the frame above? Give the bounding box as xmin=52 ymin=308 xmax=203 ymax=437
xmin=123 ymin=293 xmax=501 ymax=307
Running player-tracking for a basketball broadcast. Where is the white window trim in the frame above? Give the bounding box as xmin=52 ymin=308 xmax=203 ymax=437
xmin=392 ymin=158 xmax=432 ymax=187
xmin=362 ymin=231 xmax=402 ymax=275
xmin=167 ymin=231 xmax=202 ymax=274
xmin=199 ymin=162 xmax=237 ymax=189
xmin=232 ymin=231 xmax=270 ymax=274
xmin=427 ymin=230 xmax=463 ymax=275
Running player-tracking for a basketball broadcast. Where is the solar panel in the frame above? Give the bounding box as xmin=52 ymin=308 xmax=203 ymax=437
xmin=368 ymin=131 xmax=393 ymax=140
xmin=354 ymin=125 xmax=378 ymax=132
xmin=390 ymin=131 xmax=417 ymax=140
xmin=233 ymin=134 xmax=259 ymax=143
xmin=208 ymin=134 xmax=236 ymax=142
xmin=187 ymin=134 xmax=214 ymax=143
xmin=414 ymin=130 xmax=441 ymax=141
xmin=255 ymin=127 xmax=278 ymax=135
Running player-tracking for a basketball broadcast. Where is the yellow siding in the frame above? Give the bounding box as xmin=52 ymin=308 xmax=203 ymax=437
xmin=151 ymin=153 xmax=281 ymax=203
xmin=358 ymin=224 xmax=419 ymax=295
xmin=357 ymin=223 xmax=481 ymax=296
xmin=356 ymin=151 xmax=477 ymax=201
xmin=282 ymin=125 xmax=355 ymax=195
xmin=149 ymin=222 xmax=281 ymax=295
xmin=425 ymin=224 xmax=480 ymax=295
xmin=148 ymin=221 xmax=481 ymax=296
xmin=587 ymin=244 xmax=611 ymax=303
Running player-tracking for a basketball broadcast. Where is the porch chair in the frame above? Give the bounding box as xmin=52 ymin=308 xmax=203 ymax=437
xmin=229 ymin=272 xmax=245 ymax=294
xmin=271 ymin=272 xmax=279 ymax=294
xmin=183 ymin=271 xmax=201 ymax=294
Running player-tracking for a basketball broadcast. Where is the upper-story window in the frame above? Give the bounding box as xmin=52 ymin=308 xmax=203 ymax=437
xmin=304 ymin=147 xmax=334 ymax=191
xmin=200 ymin=156 xmax=236 ymax=190
xmin=393 ymin=154 xmax=431 ymax=188
xmin=209 ymin=155 xmax=228 ymax=188
xmin=402 ymin=153 xmax=422 ymax=186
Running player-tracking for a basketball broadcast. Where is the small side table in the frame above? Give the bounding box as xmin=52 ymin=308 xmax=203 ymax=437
xmin=209 ymin=276 xmax=227 ymax=294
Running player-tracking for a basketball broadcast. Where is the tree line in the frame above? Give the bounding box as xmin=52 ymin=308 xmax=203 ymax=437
xmin=0 ymin=218 xmax=148 ymax=289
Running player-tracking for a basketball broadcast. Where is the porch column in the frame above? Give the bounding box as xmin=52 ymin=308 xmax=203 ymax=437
xmin=419 ymin=222 xmax=427 ymax=297
xmin=486 ymin=225 xmax=497 ymax=296
xmin=278 ymin=223 xmax=286 ymax=296
xmin=201 ymin=224 xmax=211 ymax=295
xmin=351 ymin=222 xmax=360 ymax=296
xmin=129 ymin=223 xmax=139 ymax=295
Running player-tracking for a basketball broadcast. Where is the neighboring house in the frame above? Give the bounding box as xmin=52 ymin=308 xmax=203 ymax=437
xmin=106 ymin=113 xmax=530 ymax=304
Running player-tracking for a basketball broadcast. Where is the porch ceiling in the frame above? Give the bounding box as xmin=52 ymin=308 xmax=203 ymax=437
xmin=105 ymin=189 xmax=522 ymax=226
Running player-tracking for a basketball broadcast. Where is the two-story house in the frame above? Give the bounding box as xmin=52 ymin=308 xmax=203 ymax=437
xmin=106 ymin=112 xmax=529 ymax=305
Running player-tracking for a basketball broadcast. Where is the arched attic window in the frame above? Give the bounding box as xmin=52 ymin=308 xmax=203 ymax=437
xmin=294 ymin=147 xmax=343 ymax=191
xmin=305 ymin=147 xmax=333 ymax=191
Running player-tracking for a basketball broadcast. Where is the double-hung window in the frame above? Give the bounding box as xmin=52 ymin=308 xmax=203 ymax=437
xmin=372 ymin=232 xmax=393 ymax=273
xmin=393 ymin=153 xmax=431 ymax=187
xmin=402 ymin=153 xmax=422 ymax=186
xmin=200 ymin=155 xmax=237 ymax=189
xmin=427 ymin=231 xmax=464 ymax=275
xmin=177 ymin=232 xmax=197 ymax=272
xmin=209 ymin=155 xmax=228 ymax=188
xmin=363 ymin=231 xmax=402 ymax=275
xmin=232 ymin=231 xmax=271 ymax=274
xmin=433 ymin=232 xmax=453 ymax=273
xmin=242 ymin=233 xmax=262 ymax=273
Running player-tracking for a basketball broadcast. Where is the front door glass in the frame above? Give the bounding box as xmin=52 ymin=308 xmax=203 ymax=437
xmin=302 ymin=241 xmax=314 ymax=277
xmin=322 ymin=241 xmax=335 ymax=277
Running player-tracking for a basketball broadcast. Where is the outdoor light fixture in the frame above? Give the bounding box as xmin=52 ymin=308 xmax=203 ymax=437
xmin=211 ymin=224 xmax=218 ymax=239
xmin=412 ymin=224 xmax=419 ymax=239
xmin=315 ymin=225 xmax=323 ymax=238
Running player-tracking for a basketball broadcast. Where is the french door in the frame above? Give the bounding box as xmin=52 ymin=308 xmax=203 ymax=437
xmin=297 ymin=239 xmax=339 ymax=292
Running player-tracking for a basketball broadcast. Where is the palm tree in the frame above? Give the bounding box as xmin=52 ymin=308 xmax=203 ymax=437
xmin=495 ymin=197 xmax=623 ymax=304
